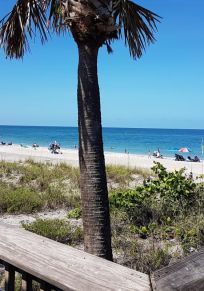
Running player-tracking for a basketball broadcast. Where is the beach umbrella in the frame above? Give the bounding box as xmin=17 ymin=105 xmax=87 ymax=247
xmin=179 ymin=147 xmax=191 ymax=153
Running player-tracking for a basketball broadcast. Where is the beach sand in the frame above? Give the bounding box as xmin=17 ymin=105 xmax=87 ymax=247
xmin=0 ymin=144 xmax=203 ymax=177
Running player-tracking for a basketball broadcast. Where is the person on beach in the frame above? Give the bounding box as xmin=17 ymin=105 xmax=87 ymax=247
xmin=148 ymin=150 xmax=151 ymax=159
xmin=32 ymin=143 xmax=39 ymax=149
xmin=153 ymin=150 xmax=157 ymax=157
xmin=153 ymin=148 xmax=163 ymax=158
xmin=49 ymin=141 xmax=62 ymax=154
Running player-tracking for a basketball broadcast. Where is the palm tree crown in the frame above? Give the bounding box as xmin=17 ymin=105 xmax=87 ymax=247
xmin=0 ymin=0 xmax=160 ymax=59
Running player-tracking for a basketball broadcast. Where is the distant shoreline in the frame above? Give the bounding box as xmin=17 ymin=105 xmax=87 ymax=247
xmin=0 ymin=144 xmax=203 ymax=177
xmin=1 ymin=126 xmax=204 ymax=157
xmin=1 ymin=124 xmax=204 ymax=130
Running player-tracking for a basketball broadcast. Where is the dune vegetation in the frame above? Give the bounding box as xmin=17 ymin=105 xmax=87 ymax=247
xmin=0 ymin=160 xmax=204 ymax=275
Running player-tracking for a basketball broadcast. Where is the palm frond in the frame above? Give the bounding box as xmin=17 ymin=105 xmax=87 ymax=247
xmin=45 ymin=0 xmax=70 ymax=34
xmin=0 ymin=0 xmax=48 ymax=58
xmin=113 ymin=0 xmax=161 ymax=58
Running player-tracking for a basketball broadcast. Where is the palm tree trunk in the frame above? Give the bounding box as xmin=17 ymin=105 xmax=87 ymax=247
xmin=77 ymin=42 xmax=113 ymax=261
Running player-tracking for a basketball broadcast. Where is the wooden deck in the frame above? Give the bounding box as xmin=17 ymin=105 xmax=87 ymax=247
xmin=0 ymin=223 xmax=150 ymax=290
xmin=151 ymin=246 xmax=204 ymax=290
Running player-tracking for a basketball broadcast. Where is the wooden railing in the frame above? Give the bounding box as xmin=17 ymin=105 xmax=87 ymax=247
xmin=151 ymin=246 xmax=204 ymax=291
xmin=1 ymin=222 xmax=204 ymax=290
xmin=0 ymin=261 xmax=60 ymax=291
xmin=0 ymin=223 xmax=150 ymax=291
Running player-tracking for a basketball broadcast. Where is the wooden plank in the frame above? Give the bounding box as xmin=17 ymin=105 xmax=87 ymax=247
xmin=151 ymin=247 xmax=204 ymax=290
xmin=5 ymin=263 xmax=15 ymax=291
xmin=0 ymin=223 xmax=150 ymax=291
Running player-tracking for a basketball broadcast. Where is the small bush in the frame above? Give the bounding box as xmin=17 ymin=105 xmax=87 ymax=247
xmin=0 ymin=184 xmax=43 ymax=213
xmin=67 ymin=207 xmax=82 ymax=219
xmin=110 ymin=188 xmax=152 ymax=226
xmin=23 ymin=219 xmax=72 ymax=243
xmin=23 ymin=218 xmax=83 ymax=245
xmin=110 ymin=162 xmax=200 ymax=223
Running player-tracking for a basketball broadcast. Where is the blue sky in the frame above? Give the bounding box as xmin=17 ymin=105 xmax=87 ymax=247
xmin=0 ymin=0 xmax=204 ymax=129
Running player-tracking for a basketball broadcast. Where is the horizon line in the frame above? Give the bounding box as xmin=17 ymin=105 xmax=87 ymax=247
xmin=0 ymin=124 xmax=204 ymax=131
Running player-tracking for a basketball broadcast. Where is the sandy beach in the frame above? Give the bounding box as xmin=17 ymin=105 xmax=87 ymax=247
xmin=0 ymin=144 xmax=203 ymax=177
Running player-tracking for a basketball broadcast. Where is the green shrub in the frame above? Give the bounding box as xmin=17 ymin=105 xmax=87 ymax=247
xmin=139 ymin=226 xmax=148 ymax=239
xmin=23 ymin=219 xmax=72 ymax=243
xmin=23 ymin=218 xmax=83 ymax=245
xmin=149 ymin=162 xmax=199 ymax=219
xmin=110 ymin=162 xmax=200 ymax=223
xmin=0 ymin=184 xmax=43 ymax=213
xmin=172 ymin=217 xmax=204 ymax=254
xmin=67 ymin=207 xmax=82 ymax=219
xmin=110 ymin=188 xmax=152 ymax=225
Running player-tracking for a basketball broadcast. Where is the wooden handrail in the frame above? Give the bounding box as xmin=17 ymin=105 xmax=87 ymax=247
xmin=0 ymin=223 xmax=150 ymax=291
xmin=151 ymin=245 xmax=204 ymax=291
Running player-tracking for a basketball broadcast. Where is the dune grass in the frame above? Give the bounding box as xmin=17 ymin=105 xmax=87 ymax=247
xmin=0 ymin=182 xmax=43 ymax=213
xmin=0 ymin=160 xmax=81 ymax=213
xmin=0 ymin=160 xmax=147 ymax=214
xmin=2 ymin=160 xmax=204 ymax=274
xmin=106 ymin=164 xmax=152 ymax=185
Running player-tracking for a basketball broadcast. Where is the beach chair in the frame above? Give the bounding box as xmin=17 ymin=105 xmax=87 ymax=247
xmin=193 ymin=156 xmax=200 ymax=162
xmin=187 ymin=156 xmax=193 ymax=162
xmin=187 ymin=155 xmax=200 ymax=162
xmin=175 ymin=154 xmax=185 ymax=161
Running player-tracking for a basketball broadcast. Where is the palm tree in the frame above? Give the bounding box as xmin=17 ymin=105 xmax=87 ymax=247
xmin=0 ymin=0 xmax=160 ymax=261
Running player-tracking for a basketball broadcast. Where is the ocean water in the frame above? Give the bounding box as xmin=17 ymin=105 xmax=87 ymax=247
xmin=0 ymin=126 xmax=204 ymax=157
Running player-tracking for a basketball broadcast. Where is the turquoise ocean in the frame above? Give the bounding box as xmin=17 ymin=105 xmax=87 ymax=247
xmin=0 ymin=126 xmax=204 ymax=157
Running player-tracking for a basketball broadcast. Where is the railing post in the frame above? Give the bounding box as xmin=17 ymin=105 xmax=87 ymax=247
xmin=22 ymin=273 xmax=33 ymax=291
xmin=4 ymin=263 xmax=15 ymax=291
xmin=40 ymin=282 xmax=52 ymax=291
